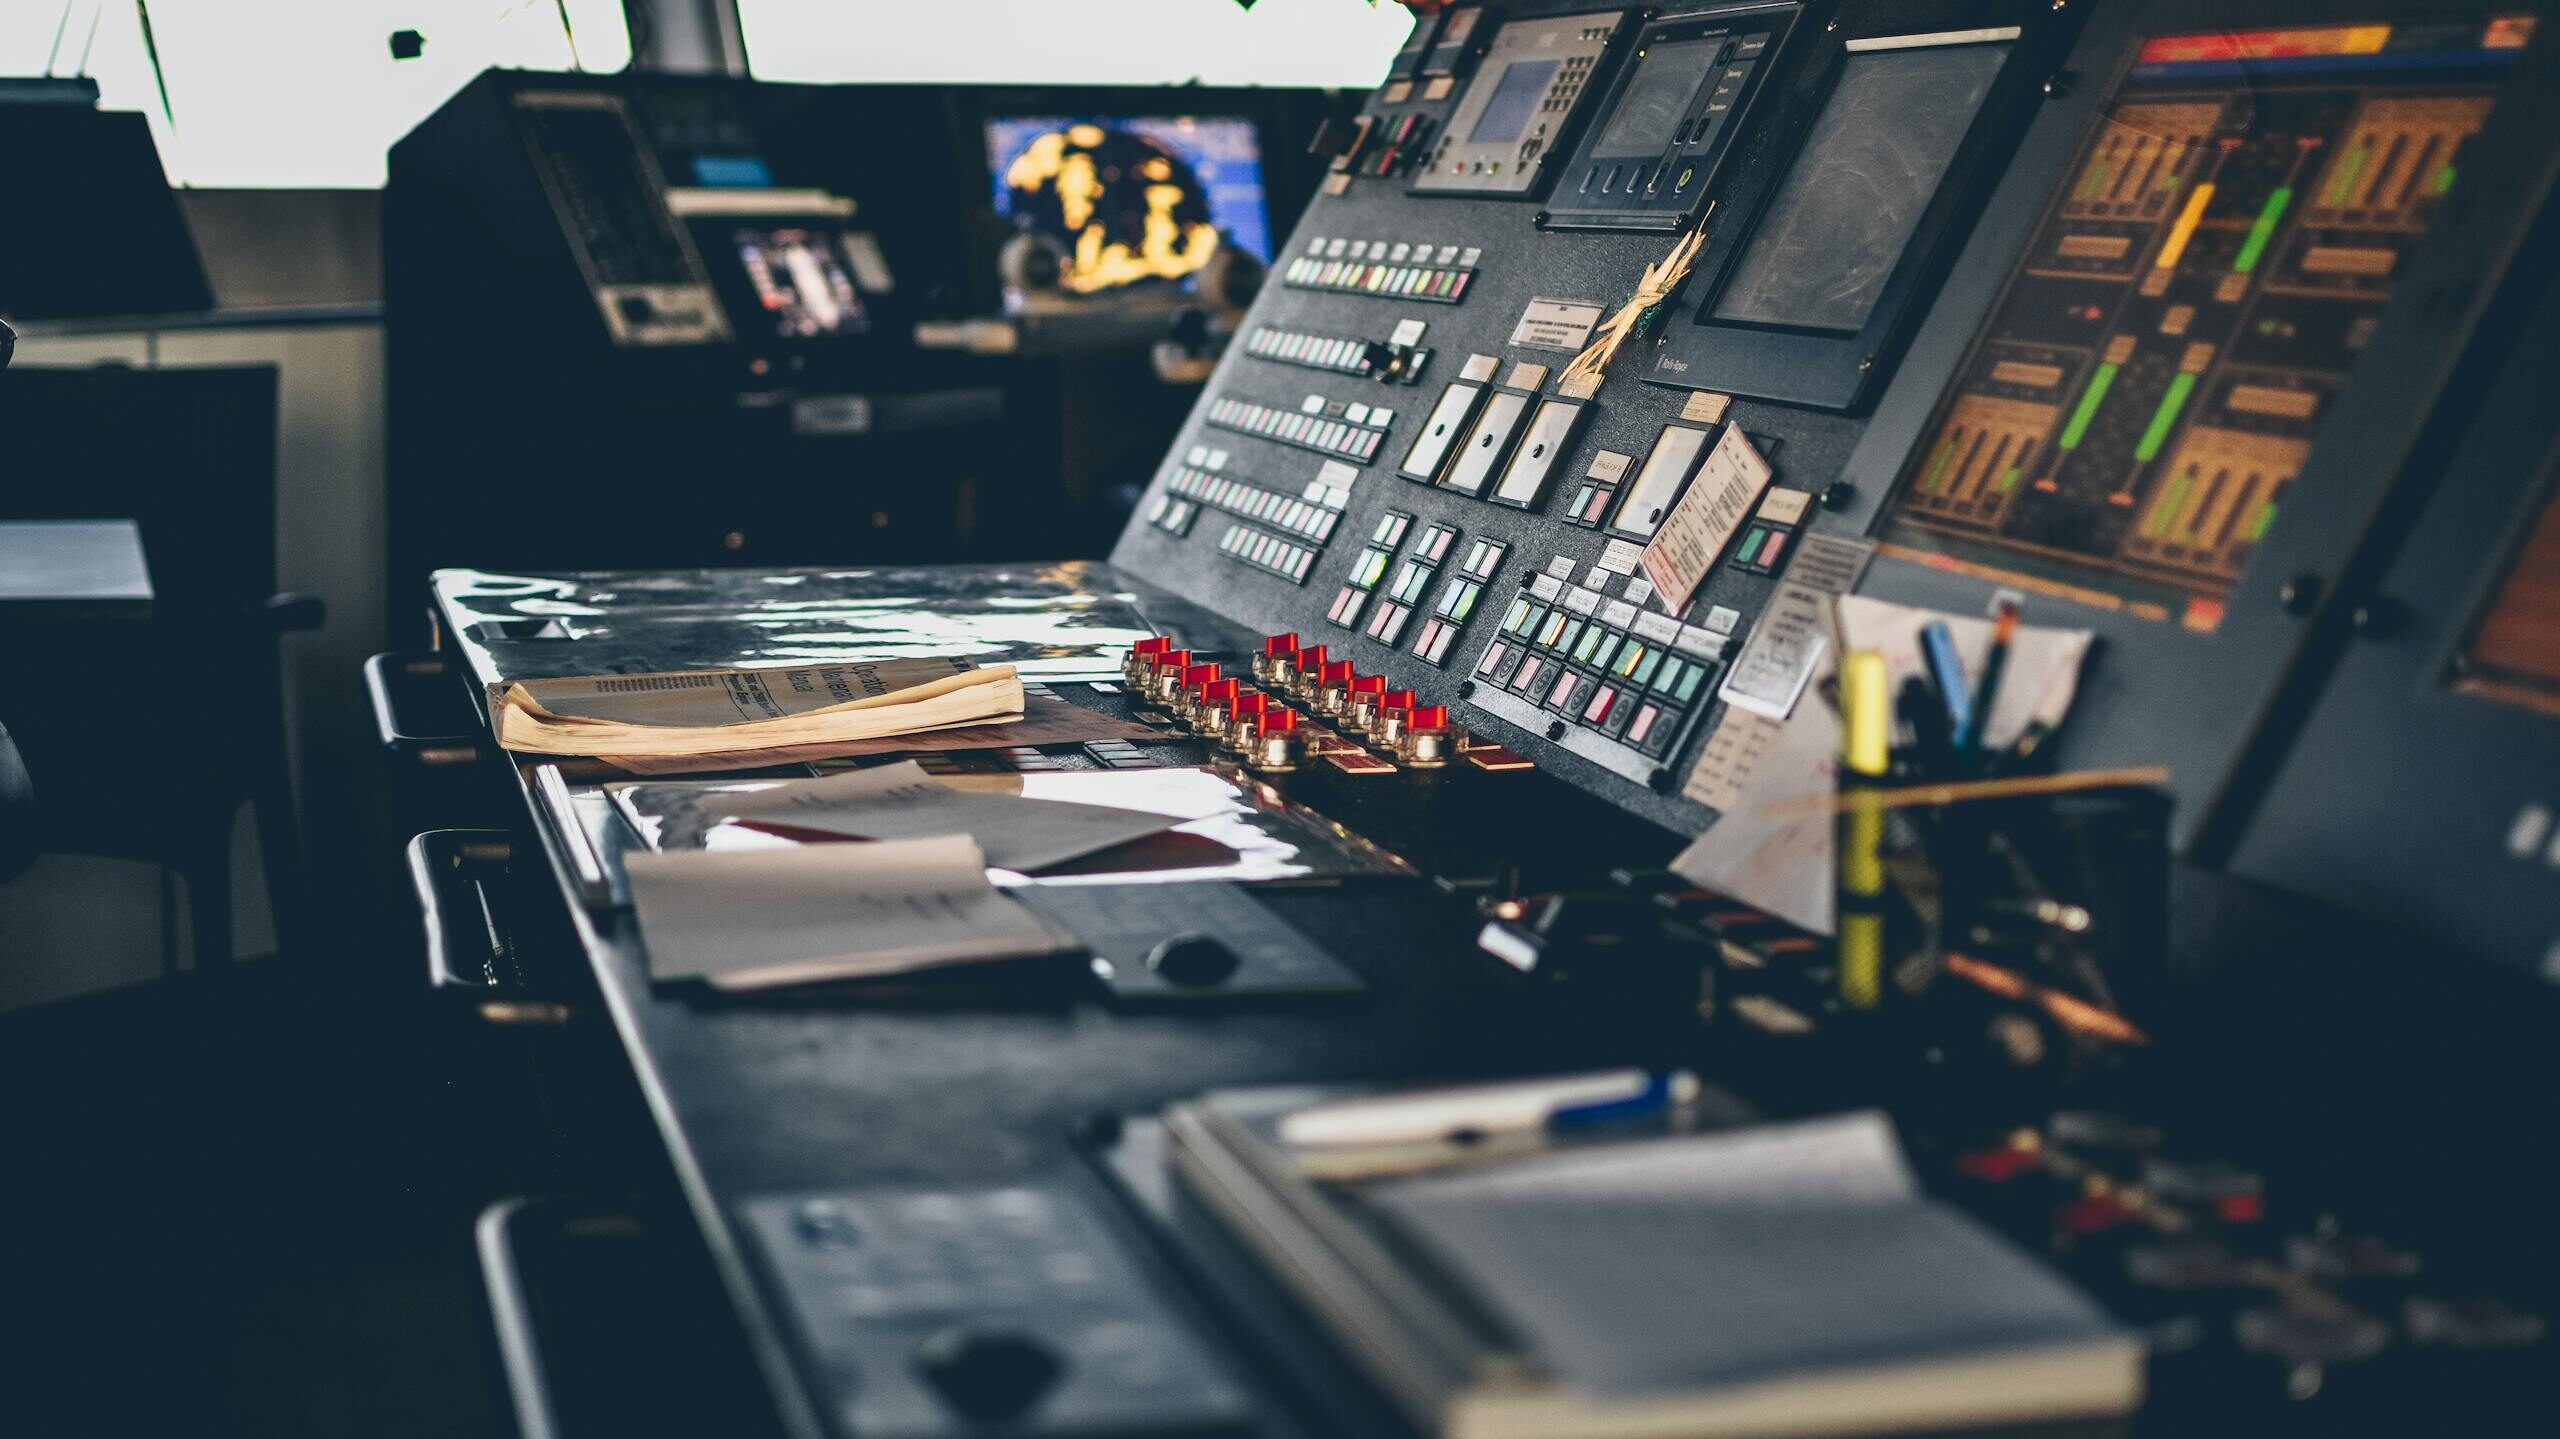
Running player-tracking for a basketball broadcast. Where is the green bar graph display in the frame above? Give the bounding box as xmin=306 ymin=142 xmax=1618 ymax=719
xmin=2144 ymin=470 xmax=2194 ymax=539
xmin=2058 ymin=362 xmax=2120 ymax=451
xmin=2233 ymin=187 xmax=2292 ymax=273
xmin=2135 ymin=372 xmax=2200 ymax=463
xmin=2323 ymin=141 xmax=2371 ymax=207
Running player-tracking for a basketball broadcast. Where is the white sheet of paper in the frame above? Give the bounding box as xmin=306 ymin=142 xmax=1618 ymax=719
xmin=624 ymin=835 xmax=1069 ymax=990
xmin=1835 ymin=595 xmax=2093 ymax=753
xmin=1672 ymin=691 xmax=1840 ymax=934
xmin=1716 ymin=581 xmax=1831 ymax=721
xmin=697 ymin=760 xmax=1178 ymax=873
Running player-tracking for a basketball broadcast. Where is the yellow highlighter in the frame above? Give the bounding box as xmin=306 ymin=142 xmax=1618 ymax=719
xmin=1838 ymin=649 xmax=1892 ymax=1010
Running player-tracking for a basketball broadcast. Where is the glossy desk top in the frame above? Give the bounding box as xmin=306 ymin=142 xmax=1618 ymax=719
xmin=0 ymin=519 xmax=153 ymax=621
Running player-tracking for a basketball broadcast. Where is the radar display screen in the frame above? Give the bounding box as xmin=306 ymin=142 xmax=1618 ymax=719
xmin=1880 ymin=15 xmax=2536 ymax=631
xmin=1712 ymin=39 xmax=2010 ymax=334
xmin=2456 ymin=471 xmax=2560 ymax=717
xmin=734 ymin=227 xmax=869 ymax=339
xmin=987 ymin=117 xmax=1269 ymax=296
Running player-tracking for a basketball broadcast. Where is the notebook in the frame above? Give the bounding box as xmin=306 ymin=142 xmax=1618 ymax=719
xmin=1170 ymin=1100 xmax=2140 ymax=1439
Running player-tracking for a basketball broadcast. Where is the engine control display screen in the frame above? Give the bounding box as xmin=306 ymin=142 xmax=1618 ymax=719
xmin=1592 ymin=37 xmax=1722 ymax=157
xmin=987 ymin=116 xmax=1270 ymax=295
xmin=1880 ymin=15 xmax=2535 ymax=631
xmin=1472 ymin=60 xmax=1563 ymax=143
xmin=1712 ymin=39 xmax=2009 ymax=334
xmin=734 ymin=227 xmax=869 ymax=338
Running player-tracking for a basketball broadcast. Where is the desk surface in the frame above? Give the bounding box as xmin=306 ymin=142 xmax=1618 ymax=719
xmin=0 ymin=519 xmax=153 ymax=621
xmin=431 ymin=563 xmax=2560 ymax=1439
xmin=433 ymin=563 xmax=1679 ymax=1439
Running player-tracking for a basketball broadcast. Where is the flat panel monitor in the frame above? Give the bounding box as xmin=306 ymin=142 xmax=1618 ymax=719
xmin=730 ymin=226 xmax=871 ymax=338
xmin=1652 ymin=24 xmax=2035 ymax=408
xmin=1830 ymin=7 xmax=2555 ymax=853
xmin=986 ymin=116 xmax=1271 ymax=295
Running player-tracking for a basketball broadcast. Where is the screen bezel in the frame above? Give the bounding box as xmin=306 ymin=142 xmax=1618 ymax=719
xmin=2230 ymin=266 xmax=2560 ymax=978
xmin=1647 ymin=24 xmax=2041 ymax=410
xmin=1820 ymin=0 xmax=2560 ymax=859
xmin=1536 ymin=1 xmax=1804 ymax=230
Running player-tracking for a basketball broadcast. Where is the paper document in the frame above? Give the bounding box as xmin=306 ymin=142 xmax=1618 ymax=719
xmin=625 ymin=835 xmax=1071 ymax=990
xmin=1673 ymin=595 xmax=2095 ymax=934
xmin=697 ymin=760 xmax=1179 ymax=873
xmin=599 ymin=689 xmax=1157 ymax=776
xmin=491 ymin=658 xmax=1023 ymax=760
xmin=1370 ymin=1112 xmax=2138 ymax=1412
xmin=1640 ymin=425 xmax=1771 ymax=612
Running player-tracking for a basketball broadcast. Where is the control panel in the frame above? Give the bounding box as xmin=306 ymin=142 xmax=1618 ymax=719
xmin=1110 ymin=0 xmax=2085 ymax=833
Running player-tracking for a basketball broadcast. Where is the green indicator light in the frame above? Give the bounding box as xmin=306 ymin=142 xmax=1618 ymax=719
xmin=1921 ymin=437 xmax=1960 ymax=494
xmin=2323 ymin=142 xmax=2371 ymax=208
xmin=1994 ymin=466 xmax=2024 ymax=494
xmin=2430 ymin=164 xmax=2457 ymax=196
xmin=2077 ymin=157 xmax=2114 ymax=202
xmin=2248 ymin=501 xmax=2279 ymax=541
xmin=2135 ymin=372 xmax=2200 ymax=463
xmin=1737 ymin=527 xmax=1767 ymax=564
xmin=2058 ymin=362 xmax=2120 ymax=451
xmin=2144 ymin=471 xmax=2193 ymax=540
xmin=2233 ymin=186 xmax=2292 ymax=273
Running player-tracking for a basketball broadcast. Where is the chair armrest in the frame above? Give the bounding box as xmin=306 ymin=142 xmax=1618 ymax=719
xmin=0 ymin=720 xmax=36 ymax=884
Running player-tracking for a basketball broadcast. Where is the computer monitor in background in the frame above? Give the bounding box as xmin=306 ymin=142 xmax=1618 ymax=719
xmin=985 ymin=115 xmax=1271 ymax=297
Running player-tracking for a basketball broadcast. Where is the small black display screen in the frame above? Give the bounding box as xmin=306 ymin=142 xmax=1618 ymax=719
xmin=1471 ymin=60 xmax=1560 ymax=144
xmin=1713 ymin=43 xmax=2007 ymax=334
xmin=1593 ymin=38 xmax=1721 ymax=156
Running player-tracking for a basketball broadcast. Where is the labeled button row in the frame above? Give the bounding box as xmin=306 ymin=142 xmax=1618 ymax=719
xmin=1164 ymin=464 xmax=1345 ymax=545
xmin=1216 ymin=521 xmax=1317 ymax=585
xmin=1206 ymin=395 xmax=1389 ymax=464
xmin=1283 ymin=254 xmax=1475 ymax=305
xmin=1143 ymin=492 xmax=1198 ymax=537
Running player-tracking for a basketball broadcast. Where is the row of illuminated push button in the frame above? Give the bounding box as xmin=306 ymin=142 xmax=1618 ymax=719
xmin=1473 ymin=592 xmax=1730 ymax=761
xmin=1121 ymin=635 xmax=1480 ymax=776
xmin=1281 ymin=235 xmax=1482 ymax=305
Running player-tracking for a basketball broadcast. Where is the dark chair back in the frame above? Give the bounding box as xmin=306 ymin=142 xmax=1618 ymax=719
xmin=0 ymin=364 xmax=281 ymax=630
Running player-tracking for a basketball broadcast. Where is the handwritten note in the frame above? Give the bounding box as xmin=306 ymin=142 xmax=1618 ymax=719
xmin=1639 ymin=425 xmax=1772 ymax=611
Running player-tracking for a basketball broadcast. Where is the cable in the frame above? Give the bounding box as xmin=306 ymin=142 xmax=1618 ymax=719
xmin=556 ymin=0 xmax=584 ymax=72
xmin=135 ymin=1 xmax=179 ymax=136
xmin=44 ymin=0 xmax=77 ymax=76
xmin=77 ymin=0 xmax=106 ymax=76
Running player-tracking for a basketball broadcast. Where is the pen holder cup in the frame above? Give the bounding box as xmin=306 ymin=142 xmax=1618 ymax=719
xmin=1839 ymin=779 xmax=2170 ymax=1069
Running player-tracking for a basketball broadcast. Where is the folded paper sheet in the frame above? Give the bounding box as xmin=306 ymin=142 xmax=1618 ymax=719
xmin=492 ymin=659 xmax=1022 ymax=760
xmin=697 ymin=760 xmax=1179 ymax=873
xmin=624 ymin=834 xmax=1071 ymax=990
